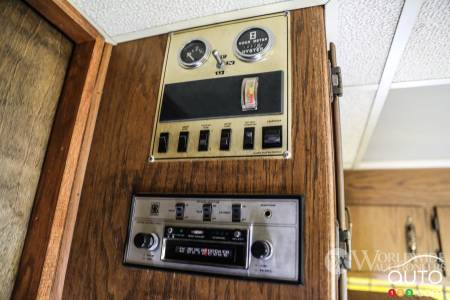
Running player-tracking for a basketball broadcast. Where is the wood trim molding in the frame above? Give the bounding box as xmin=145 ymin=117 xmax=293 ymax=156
xmin=25 ymin=0 xmax=100 ymax=43
xmin=12 ymin=1 xmax=110 ymax=299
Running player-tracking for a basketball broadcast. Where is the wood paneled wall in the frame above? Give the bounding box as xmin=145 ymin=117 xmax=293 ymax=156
xmin=0 ymin=1 xmax=73 ymax=298
xmin=62 ymin=7 xmax=335 ymax=299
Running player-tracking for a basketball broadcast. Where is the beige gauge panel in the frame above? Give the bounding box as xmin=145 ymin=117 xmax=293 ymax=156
xmin=150 ymin=13 xmax=291 ymax=161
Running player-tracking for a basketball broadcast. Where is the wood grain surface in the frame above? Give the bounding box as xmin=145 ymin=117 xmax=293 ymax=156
xmin=0 ymin=1 xmax=73 ymax=298
xmin=25 ymin=0 xmax=100 ymax=43
xmin=344 ymin=169 xmax=450 ymax=206
xmin=63 ymin=7 xmax=335 ymax=299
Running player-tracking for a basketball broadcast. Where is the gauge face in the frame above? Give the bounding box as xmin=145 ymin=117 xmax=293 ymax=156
xmin=178 ymin=39 xmax=210 ymax=69
xmin=234 ymin=27 xmax=273 ymax=62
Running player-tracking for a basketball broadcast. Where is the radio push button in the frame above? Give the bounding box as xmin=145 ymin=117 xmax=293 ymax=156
xmin=134 ymin=233 xmax=159 ymax=251
xmin=203 ymin=203 xmax=212 ymax=221
xmin=175 ymin=203 xmax=185 ymax=220
xmin=232 ymin=203 xmax=241 ymax=222
xmin=251 ymin=240 xmax=272 ymax=259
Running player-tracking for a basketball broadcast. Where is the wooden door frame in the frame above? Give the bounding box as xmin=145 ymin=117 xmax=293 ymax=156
xmin=11 ymin=1 xmax=111 ymax=299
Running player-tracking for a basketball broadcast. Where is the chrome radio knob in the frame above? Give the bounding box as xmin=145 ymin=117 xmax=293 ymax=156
xmin=134 ymin=233 xmax=159 ymax=251
xmin=251 ymin=240 xmax=272 ymax=259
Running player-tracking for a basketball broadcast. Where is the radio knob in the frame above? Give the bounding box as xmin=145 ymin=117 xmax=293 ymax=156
xmin=251 ymin=240 xmax=272 ymax=259
xmin=134 ymin=233 xmax=159 ymax=251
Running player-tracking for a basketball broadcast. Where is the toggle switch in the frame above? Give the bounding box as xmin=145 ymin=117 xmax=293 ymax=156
xmin=220 ymin=129 xmax=231 ymax=151
xmin=177 ymin=131 xmax=189 ymax=152
xmin=158 ymin=132 xmax=169 ymax=153
xmin=212 ymin=50 xmax=224 ymax=69
xmin=198 ymin=130 xmax=210 ymax=151
xmin=241 ymin=77 xmax=258 ymax=111
xmin=243 ymin=127 xmax=255 ymax=150
xmin=262 ymin=126 xmax=282 ymax=148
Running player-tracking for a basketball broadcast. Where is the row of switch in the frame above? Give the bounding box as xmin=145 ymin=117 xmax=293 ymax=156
xmin=158 ymin=126 xmax=282 ymax=153
xmin=175 ymin=203 xmax=242 ymax=222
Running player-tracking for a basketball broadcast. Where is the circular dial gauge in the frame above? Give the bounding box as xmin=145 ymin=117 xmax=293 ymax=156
xmin=234 ymin=27 xmax=273 ymax=62
xmin=178 ymin=39 xmax=210 ymax=69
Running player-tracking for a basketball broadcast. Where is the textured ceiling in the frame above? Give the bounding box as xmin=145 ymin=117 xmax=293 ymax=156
xmin=394 ymin=0 xmax=450 ymax=82
xmin=334 ymin=0 xmax=403 ymax=86
xmin=363 ymin=85 xmax=450 ymax=162
xmin=69 ymin=0 xmax=292 ymax=38
xmin=339 ymin=88 xmax=376 ymax=167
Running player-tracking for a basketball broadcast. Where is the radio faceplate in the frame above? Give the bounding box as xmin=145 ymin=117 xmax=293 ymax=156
xmin=124 ymin=195 xmax=303 ymax=283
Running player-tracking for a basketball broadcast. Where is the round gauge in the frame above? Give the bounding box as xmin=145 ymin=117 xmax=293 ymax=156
xmin=178 ymin=39 xmax=211 ymax=69
xmin=234 ymin=27 xmax=273 ymax=62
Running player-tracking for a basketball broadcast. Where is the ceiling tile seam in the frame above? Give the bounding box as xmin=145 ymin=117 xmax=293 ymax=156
xmin=352 ymin=0 xmax=424 ymax=169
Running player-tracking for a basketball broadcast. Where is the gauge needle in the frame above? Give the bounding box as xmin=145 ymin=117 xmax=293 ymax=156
xmin=187 ymin=52 xmax=194 ymax=61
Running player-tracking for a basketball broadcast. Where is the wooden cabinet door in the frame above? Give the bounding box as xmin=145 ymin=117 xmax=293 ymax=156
xmin=436 ymin=207 xmax=450 ymax=277
xmin=348 ymin=205 xmax=436 ymax=275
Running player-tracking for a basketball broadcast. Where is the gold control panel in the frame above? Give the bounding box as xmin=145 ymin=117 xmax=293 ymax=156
xmin=150 ymin=13 xmax=291 ymax=161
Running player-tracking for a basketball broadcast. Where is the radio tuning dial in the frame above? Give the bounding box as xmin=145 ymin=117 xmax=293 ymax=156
xmin=134 ymin=233 xmax=159 ymax=251
xmin=251 ymin=240 xmax=272 ymax=259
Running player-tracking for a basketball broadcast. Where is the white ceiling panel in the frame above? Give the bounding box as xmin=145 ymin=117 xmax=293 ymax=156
xmin=333 ymin=0 xmax=404 ymax=86
xmin=362 ymin=84 xmax=450 ymax=162
xmin=340 ymin=88 xmax=376 ymax=168
xmin=68 ymin=0 xmax=321 ymax=42
xmin=394 ymin=0 xmax=450 ymax=82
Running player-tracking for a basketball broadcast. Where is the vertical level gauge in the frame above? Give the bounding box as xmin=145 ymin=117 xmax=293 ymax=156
xmin=233 ymin=27 xmax=274 ymax=62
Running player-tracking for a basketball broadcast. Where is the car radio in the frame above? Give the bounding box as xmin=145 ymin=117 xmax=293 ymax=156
xmin=124 ymin=195 xmax=303 ymax=283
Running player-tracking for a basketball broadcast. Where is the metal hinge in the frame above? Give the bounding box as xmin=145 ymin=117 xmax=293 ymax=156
xmin=328 ymin=43 xmax=344 ymax=100
xmin=331 ymin=66 xmax=343 ymax=97
xmin=431 ymin=213 xmax=439 ymax=231
xmin=339 ymin=228 xmax=352 ymax=270
xmin=338 ymin=207 xmax=352 ymax=270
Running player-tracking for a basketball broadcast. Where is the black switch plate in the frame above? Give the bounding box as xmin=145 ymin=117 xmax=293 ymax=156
xmin=262 ymin=126 xmax=282 ymax=148
xmin=220 ymin=129 xmax=231 ymax=151
xmin=177 ymin=131 xmax=189 ymax=152
xmin=158 ymin=132 xmax=169 ymax=153
xmin=243 ymin=127 xmax=255 ymax=150
xmin=198 ymin=130 xmax=210 ymax=151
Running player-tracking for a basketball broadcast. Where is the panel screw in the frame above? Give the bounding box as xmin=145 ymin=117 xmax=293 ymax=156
xmin=283 ymin=151 xmax=291 ymax=159
xmin=148 ymin=155 xmax=155 ymax=163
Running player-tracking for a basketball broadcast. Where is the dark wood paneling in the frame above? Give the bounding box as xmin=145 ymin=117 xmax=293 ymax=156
xmin=344 ymin=169 xmax=450 ymax=206
xmin=63 ymin=7 xmax=335 ymax=299
xmin=0 ymin=0 xmax=73 ymax=298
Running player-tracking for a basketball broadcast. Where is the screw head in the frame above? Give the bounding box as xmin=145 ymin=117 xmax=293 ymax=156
xmin=283 ymin=151 xmax=291 ymax=159
xmin=148 ymin=155 xmax=155 ymax=163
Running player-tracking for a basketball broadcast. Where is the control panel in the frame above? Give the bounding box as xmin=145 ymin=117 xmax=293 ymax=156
xmin=124 ymin=195 xmax=303 ymax=283
xmin=149 ymin=13 xmax=291 ymax=161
